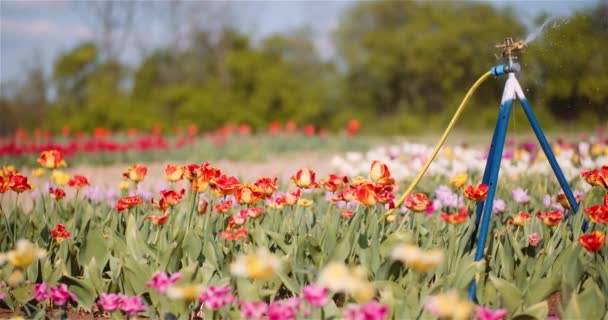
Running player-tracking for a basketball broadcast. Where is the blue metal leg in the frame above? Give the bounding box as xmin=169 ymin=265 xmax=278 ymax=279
xmin=468 ymin=98 xmax=514 ymax=301
xmin=469 ymin=118 xmax=500 ymax=250
xmin=519 ymin=98 xmax=579 ymax=214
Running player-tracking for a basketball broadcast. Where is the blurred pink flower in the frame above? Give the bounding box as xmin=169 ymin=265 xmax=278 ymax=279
xmin=146 ymin=272 xmax=182 ymax=294
xmin=198 ymin=285 xmax=235 ymax=310
xmin=475 ymin=306 xmax=508 ymax=320
xmin=511 ymin=188 xmax=529 ymax=203
xmin=34 ymin=282 xmax=49 ymax=301
xmin=528 ymin=233 xmax=541 ymax=247
xmin=121 ymin=295 xmax=147 ymax=316
xmin=302 ymin=284 xmax=329 ymax=307
xmin=97 ymin=293 xmax=125 ymax=312
xmin=268 ymin=299 xmax=299 ymax=320
xmin=343 ymin=301 xmax=389 ymax=320
xmin=240 ymin=301 xmax=268 ymax=320
xmin=49 ymin=284 xmax=77 ymax=306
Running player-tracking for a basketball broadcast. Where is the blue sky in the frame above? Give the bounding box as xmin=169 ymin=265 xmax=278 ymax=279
xmin=0 ymin=0 xmax=596 ymax=83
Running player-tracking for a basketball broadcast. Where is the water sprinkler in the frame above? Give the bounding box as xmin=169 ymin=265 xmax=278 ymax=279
xmin=384 ymin=35 xmax=583 ymax=303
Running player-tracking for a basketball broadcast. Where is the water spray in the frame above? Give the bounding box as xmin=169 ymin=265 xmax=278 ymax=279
xmin=384 ymin=36 xmax=582 ymax=301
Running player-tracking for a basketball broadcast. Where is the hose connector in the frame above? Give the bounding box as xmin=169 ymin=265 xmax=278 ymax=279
xmin=491 ymin=63 xmax=520 ymax=77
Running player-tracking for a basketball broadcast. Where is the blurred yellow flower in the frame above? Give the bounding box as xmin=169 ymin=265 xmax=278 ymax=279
xmin=166 ymin=284 xmax=204 ymax=301
xmin=386 ymin=215 xmax=396 ymax=223
xmin=51 ymin=170 xmax=70 ymax=186
xmin=449 ymin=173 xmax=467 ymax=188
xmin=391 ymin=244 xmax=444 ymax=272
xmin=32 ymin=168 xmax=46 ymax=177
xmin=7 ymin=269 xmax=25 ymax=287
xmin=6 ymin=239 xmax=47 ymax=268
xmin=317 ymin=262 xmax=375 ymax=303
xmin=351 ymin=176 xmax=369 ymax=185
xmin=297 ymin=199 xmax=314 ymax=207
xmin=425 ymin=291 xmax=474 ymax=320
xmin=119 ymin=180 xmax=131 ymax=190
xmin=230 ymin=248 xmax=281 ymax=280
xmin=590 ymin=144 xmax=601 ymax=156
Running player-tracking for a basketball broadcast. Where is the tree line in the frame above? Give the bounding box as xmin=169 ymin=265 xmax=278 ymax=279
xmin=1 ymin=1 xmax=606 ymax=135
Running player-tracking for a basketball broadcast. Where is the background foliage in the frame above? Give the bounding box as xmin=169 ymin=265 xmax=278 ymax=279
xmin=0 ymin=1 xmax=606 ymax=135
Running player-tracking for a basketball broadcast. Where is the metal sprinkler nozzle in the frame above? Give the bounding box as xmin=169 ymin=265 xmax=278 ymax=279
xmin=495 ymin=37 xmax=526 ymax=65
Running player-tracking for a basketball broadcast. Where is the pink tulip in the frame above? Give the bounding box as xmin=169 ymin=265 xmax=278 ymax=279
xmin=475 ymin=306 xmax=508 ymax=320
xmin=97 ymin=293 xmax=125 ymax=312
xmin=121 ymin=295 xmax=147 ymax=316
xmin=240 ymin=301 xmax=268 ymax=320
xmin=198 ymin=285 xmax=235 ymax=310
xmin=302 ymin=284 xmax=329 ymax=307
xmin=528 ymin=233 xmax=541 ymax=247
xmin=343 ymin=301 xmax=389 ymax=320
xmin=49 ymin=284 xmax=77 ymax=306
xmin=145 ymin=272 xmax=182 ymax=294
xmin=33 ymin=282 xmax=49 ymax=301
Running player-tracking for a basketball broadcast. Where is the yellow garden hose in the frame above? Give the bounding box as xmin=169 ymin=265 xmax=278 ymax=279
xmin=387 ymin=71 xmax=493 ymax=226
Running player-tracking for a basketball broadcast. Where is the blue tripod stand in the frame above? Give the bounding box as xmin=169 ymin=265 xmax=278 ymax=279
xmin=467 ymin=38 xmax=580 ymax=301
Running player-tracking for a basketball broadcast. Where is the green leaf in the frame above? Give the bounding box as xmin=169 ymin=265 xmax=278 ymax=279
xmin=489 ymin=274 xmax=523 ymax=313
xmin=525 ymin=274 xmax=560 ymax=305
xmin=61 ymin=275 xmax=97 ymax=309
xmin=562 ymin=280 xmax=606 ymax=319
xmin=11 ymin=284 xmax=34 ymax=305
xmin=512 ymin=301 xmax=549 ymax=320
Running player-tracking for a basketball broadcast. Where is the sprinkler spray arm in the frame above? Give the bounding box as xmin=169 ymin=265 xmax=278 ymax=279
xmin=491 ymin=37 xmax=526 ymax=77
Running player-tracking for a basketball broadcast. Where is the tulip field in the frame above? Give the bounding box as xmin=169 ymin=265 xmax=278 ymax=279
xmin=1 ymin=129 xmax=608 ymax=320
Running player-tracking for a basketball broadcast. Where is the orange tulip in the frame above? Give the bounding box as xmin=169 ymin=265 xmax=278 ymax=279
xmin=210 ymin=175 xmax=240 ymax=195
xmin=254 ymin=177 xmax=278 ymax=198
xmin=579 ymin=231 xmax=606 ymax=253
xmin=321 ymin=174 xmax=349 ymax=192
xmin=49 ymin=187 xmax=66 ymax=200
xmin=234 ymin=184 xmax=262 ymax=205
xmin=115 ymin=196 xmax=143 ymax=212
xmin=369 ymin=161 xmax=394 ymax=185
xmin=68 ymin=175 xmax=90 ymax=189
xmin=164 ymin=164 xmax=184 ymax=182
xmin=183 ymin=164 xmax=202 ymax=181
xmin=147 ymin=213 xmax=170 ymax=225
xmin=197 ymin=198 xmax=209 ymax=215
xmin=509 ymin=212 xmax=531 ymax=226
xmin=463 ymin=184 xmax=489 ymax=202
xmin=1 ymin=165 xmax=19 ymax=178
xmin=404 ymin=193 xmax=432 ymax=212
xmin=580 ymin=166 xmax=608 ymax=189
xmin=37 ymin=150 xmax=67 ymax=169
xmin=8 ymin=175 xmax=31 ymax=193
xmin=123 ymin=164 xmax=148 ymax=183
xmin=291 ymin=168 xmax=317 ymax=189
xmin=356 ymin=183 xmax=378 ymax=206
xmin=556 ymin=193 xmax=581 ymax=210
xmin=440 ymin=207 xmax=468 ymax=224
xmin=537 ymin=210 xmax=564 ymax=227
xmin=221 ymin=228 xmax=248 ymax=241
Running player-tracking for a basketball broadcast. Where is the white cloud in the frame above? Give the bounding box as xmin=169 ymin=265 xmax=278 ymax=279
xmin=0 ymin=18 xmax=92 ymax=38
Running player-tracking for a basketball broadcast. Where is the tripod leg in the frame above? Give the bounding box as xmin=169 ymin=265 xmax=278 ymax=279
xmin=519 ymin=98 xmax=579 ymax=213
xmin=468 ymin=98 xmax=514 ymax=301
xmin=469 ymin=121 xmax=500 ymax=250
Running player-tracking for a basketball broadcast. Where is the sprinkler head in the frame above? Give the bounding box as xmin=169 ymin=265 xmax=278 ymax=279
xmin=495 ymin=37 xmax=526 ymax=63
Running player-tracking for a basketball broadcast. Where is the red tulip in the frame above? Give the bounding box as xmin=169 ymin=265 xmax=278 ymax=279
xmin=464 ymin=184 xmax=489 ymax=202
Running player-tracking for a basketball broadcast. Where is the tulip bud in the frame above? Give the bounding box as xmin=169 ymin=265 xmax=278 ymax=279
xmin=198 ymin=198 xmax=209 ymax=215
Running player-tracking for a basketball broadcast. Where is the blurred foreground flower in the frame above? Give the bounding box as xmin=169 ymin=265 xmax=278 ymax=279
xmin=475 ymin=306 xmax=508 ymax=320
xmin=1 ymin=239 xmax=46 ymax=268
xmin=425 ymin=291 xmax=474 ymax=320
xmin=167 ymin=284 xmax=204 ymax=301
xmin=343 ymin=301 xmax=389 ymax=320
xmin=198 ymin=285 xmax=235 ymax=310
xmin=302 ymin=284 xmax=329 ymax=307
xmin=230 ymin=248 xmax=281 ymax=280
xmin=146 ymin=272 xmax=182 ymax=294
xmin=391 ymin=244 xmax=444 ymax=272
xmin=240 ymin=301 xmax=268 ymax=320
xmin=317 ymin=262 xmax=375 ymax=303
